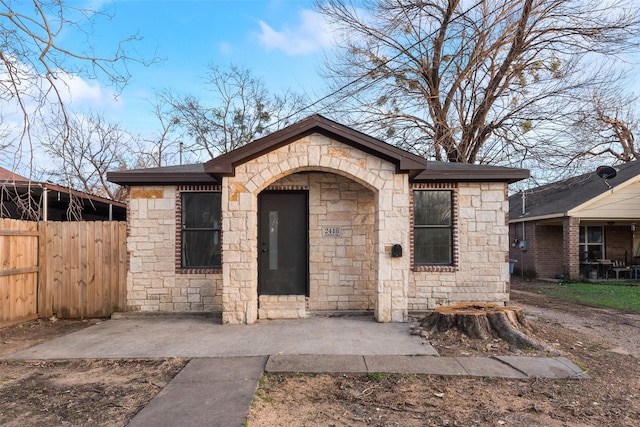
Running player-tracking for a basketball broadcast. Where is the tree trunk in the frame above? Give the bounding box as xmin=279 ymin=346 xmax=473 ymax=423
xmin=414 ymin=302 xmax=558 ymax=354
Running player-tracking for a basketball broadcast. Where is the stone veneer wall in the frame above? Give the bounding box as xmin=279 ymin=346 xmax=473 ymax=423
xmin=124 ymin=139 xmax=513 ymax=320
xmin=408 ymin=182 xmax=510 ymax=310
xmin=271 ymin=172 xmax=375 ymax=311
xmin=127 ymin=187 xmax=222 ymax=313
xmin=222 ymin=133 xmax=410 ymax=324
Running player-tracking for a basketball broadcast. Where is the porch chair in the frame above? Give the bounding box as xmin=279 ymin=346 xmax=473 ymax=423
xmin=611 ymin=260 xmax=631 ymax=280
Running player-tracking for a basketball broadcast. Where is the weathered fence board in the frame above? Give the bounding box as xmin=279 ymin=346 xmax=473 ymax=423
xmin=0 ymin=219 xmax=39 ymax=323
xmin=0 ymin=219 xmax=127 ymax=324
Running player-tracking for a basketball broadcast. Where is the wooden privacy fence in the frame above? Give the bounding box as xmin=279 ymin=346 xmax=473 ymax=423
xmin=0 ymin=219 xmax=38 ymax=324
xmin=0 ymin=219 xmax=127 ymax=324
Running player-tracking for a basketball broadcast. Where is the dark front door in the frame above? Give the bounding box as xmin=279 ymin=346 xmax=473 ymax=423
xmin=258 ymin=191 xmax=308 ymax=295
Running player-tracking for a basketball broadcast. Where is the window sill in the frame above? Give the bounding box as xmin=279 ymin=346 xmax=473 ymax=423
xmin=177 ymin=267 xmax=222 ymax=275
xmin=412 ymin=265 xmax=457 ymax=273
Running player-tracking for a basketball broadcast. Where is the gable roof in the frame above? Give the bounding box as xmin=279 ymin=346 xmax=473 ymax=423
xmin=108 ymin=115 xmax=529 ymax=185
xmin=204 ymin=114 xmax=427 ymax=177
xmin=509 ymin=160 xmax=640 ymax=222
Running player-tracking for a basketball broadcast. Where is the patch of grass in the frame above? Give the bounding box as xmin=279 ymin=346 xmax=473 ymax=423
xmin=254 ymin=390 xmax=274 ymax=403
xmin=258 ymin=373 xmax=271 ymax=387
xmin=541 ymin=282 xmax=640 ymax=312
xmin=367 ymin=372 xmax=386 ymax=382
xmin=571 ymin=359 xmax=588 ymax=372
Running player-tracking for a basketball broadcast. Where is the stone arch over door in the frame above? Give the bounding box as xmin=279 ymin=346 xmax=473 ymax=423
xmin=265 ymin=171 xmax=377 ymax=313
xmin=221 ymin=134 xmax=410 ymax=324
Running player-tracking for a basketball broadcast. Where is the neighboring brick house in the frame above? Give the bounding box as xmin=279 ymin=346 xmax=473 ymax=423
xmin=509 ymin=161 xmax=640 ymax=280
xmin=108 ymin=115 xmax=528 ymax=324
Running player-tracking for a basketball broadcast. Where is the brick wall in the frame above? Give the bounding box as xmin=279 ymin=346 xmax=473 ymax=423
xmin=605 ymin=226 xmax=634 ymax=263
xmin=563 ymin=217 xmax=580 ymax=280
xmin=532 ymin=225 xmax=564 ymax=278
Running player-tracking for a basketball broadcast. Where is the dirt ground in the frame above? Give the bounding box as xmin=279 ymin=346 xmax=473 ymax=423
xmin=0 ymin=279 xmax=638 ymax=426
xmin=0 ymin=319 xmax=188 ymax=427
xmin=246 ymin=279 xmax=640 ymax=427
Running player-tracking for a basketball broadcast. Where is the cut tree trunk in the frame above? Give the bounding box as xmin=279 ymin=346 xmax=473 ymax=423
xmin=414 ymin=302 xmax=558 ymax=354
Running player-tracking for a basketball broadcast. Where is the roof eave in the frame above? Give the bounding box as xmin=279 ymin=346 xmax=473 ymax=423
xmin=508 ymin=213 xmax=566 ymax=223
xmin=107 ymin=171 xmax=219 ymax=185
xmin=413 ymin=169 xmax=530 ymax=184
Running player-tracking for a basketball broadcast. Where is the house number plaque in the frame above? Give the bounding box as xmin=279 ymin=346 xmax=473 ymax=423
xmin=323 ymin=227 xmax=341 ymax=237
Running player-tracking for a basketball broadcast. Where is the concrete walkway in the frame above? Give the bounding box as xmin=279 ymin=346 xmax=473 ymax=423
xmin=2 ymin=315 xmax=590 ymax=427
xmin=127 ymin=357 xmax=268 ymax=427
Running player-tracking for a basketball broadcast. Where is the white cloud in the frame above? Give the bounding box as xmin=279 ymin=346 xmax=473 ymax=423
xmin=258 ymin=9 xmax=336 ymax=56
xmin=58 ymin=72 xmax=121 ymax=108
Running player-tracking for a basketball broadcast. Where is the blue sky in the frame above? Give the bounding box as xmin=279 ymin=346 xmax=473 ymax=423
xmin=5 ymin=0 xmax=639 ymax=178
xmin=65 ymin=0 xmax=333 ymax=135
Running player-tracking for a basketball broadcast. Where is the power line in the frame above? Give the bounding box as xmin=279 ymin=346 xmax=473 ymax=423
xmin=264 ymin=0 xmax=485 ymax=130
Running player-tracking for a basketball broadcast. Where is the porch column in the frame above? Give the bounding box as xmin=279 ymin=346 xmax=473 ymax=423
xmin=375 ymin=179 xmax=409 ymax=322
xmin=563 ymin=216 xmax=580 ymax=280
xmin=221 ymin=181 xmax=258 ymax=324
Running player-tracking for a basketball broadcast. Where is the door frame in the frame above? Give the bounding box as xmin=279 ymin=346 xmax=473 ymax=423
xmin=257 ymin=190 xmax=309 ymax=296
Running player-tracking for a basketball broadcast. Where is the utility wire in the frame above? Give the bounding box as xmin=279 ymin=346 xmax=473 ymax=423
xmin=263 ymin=0 xmax=485 ymax=130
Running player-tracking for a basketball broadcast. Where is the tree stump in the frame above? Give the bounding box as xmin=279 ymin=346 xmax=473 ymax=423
xmin=414 ymin=302 xmax=558 ymax=354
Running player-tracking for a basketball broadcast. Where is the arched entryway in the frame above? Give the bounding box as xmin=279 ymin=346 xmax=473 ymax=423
xmin=220 ymin=131 xmax=411 ymax=325
xmin=256 ymin=171 xmax=376 ymax=319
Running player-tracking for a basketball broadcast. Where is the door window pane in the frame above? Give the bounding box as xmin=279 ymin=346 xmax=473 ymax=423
xmin=269 ymin=211 xmax=278 ymax=270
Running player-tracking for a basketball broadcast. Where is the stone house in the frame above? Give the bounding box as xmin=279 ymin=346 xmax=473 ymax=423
xmin=509 ymin=160 xmax=640 ymax=280
xmin=108 ymin=115 xmax=528 ymax=324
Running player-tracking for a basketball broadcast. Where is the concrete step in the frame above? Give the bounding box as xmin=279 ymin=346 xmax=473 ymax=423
xmin=258 ymin=295 xmax=306 ymax=319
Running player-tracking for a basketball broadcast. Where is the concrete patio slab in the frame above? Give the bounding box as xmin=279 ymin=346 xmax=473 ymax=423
xmin=3 ymin=316 xmax=437 ymax=360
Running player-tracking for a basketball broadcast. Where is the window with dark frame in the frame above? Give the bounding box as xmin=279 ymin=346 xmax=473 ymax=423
xmin=181 ymin=192 xmax=221 ymax=268
xmin=413 ymin=190 xmax=453 ymax=265
xmin=579 ymin=226 xmax=604 ymax=261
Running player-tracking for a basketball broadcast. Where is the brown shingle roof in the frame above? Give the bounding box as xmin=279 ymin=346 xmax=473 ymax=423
xmin=413 ymin=161 xmax=529 ymax=183
xmin=0 ymin=167 xmax=30 ymax=183
xmin=108 ymin=115 xmax=529 ymax=185
xmin=509 ymin=160 xmax=640 ymax=221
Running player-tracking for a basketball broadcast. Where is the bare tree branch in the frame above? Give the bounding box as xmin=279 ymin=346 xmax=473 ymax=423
xmin=161 ymin=64 xmax=308 ymax=160
xmin=0 ymin=1 xmax=155 ymax=176
xmin=315 ymin=0 xmax=640 ymax=168
xmin=41 ymin=112 xmax=133 ymax=202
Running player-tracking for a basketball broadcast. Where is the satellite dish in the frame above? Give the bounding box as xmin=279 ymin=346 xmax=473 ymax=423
xmin=596 ymin=165 xmax=617 ymax=179
xmin=596 ymin=165 xmax=617 ymax=188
